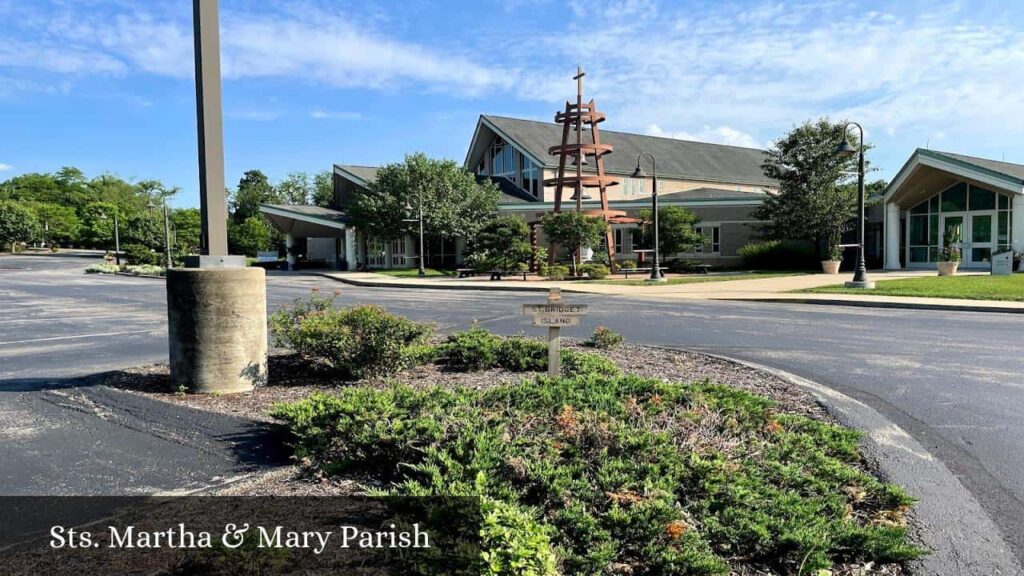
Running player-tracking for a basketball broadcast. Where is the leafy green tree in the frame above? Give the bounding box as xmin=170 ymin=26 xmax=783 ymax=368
xmin=124 ymin=212 xmax=166 ymax=251
xmin=277 ymin=172 xmax=308 ymax=205
xmin=348 ymin=153 xmax=499 ymax=241
xmin=170 ymin=208 xmax=202 ymax=255
xmin=541 ymin=211 xmax=607 ymax=276
xmin=755 ymin=118 xmax=868 ymax=258
xmin=30 ymin=203 xmax=80 ymax=246
xmin=635 ymin=206 xmax=702 ymax=256
xmin=465 ymin=216 xmax=531 ymax=270
xmin=0 ymin=173 xmax=63 ymax=203
xmin=0 ymin=200 xmax=41 ymax=252
xmin=231 ymin=170 xmax=280 ymax=223
xmin=228 ymin=215 xmax=275 ymax=256
xmin=312 ymin=170 xmax=334 ymax=207
xmin=79 ymin=202 xmax=123 ymax=249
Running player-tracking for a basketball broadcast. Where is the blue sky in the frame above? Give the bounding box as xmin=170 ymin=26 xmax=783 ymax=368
xmin=2 ymin=0 xmax=1024 ymax=208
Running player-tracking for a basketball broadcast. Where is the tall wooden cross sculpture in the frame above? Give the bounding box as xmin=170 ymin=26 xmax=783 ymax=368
xmin=544 ymin=67 xmax=620 ymax=272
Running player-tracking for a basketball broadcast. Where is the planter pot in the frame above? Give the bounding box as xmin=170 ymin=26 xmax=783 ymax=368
xmin=821 ymin=260 xmax=841 ymax=274
xmin=937 ymin=261 xmax=959 ymax=276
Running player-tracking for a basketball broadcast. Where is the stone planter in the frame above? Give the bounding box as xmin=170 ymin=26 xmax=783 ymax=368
xmin=821 ymin=260 xmax=841 ymax=274
xmin=937 ymin=261 xmax=959 ymax=276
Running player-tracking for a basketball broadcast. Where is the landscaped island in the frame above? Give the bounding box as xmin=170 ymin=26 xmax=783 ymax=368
xmin=800 ymin=274 xmax=1024 ymax=302
xmin=106 ymin=293 xmax=923 ymax=575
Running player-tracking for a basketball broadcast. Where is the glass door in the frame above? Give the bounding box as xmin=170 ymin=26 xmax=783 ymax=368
xmin=969 ymin=212 xmax=995 ymax=266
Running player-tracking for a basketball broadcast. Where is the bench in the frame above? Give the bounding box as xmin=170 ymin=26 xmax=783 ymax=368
xmin=694 ymin=264 xmax=713 ymax=275
xmin=619 ymin=267 xmax=667 ymax=279
xmin=490 ymin=269 xmax=529 ymax=281
xmin=457 ymin=268 xmax=478 ymax=278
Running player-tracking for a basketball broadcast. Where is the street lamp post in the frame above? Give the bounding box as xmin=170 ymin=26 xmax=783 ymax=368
xmin=402 ymin=188 xmax=426 ymax=277
xmin=147 ymin=198 xmax=174 ymax=269
xmin=100 ymin=212 xmax=122 ymax=265
xmin=834 ymin=122 xmax=874 ymax=289
xmin=632 ymin=153 xmax=665 ymax=282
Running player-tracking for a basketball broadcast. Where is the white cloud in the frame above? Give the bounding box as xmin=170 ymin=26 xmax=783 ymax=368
xmin=310 ymin=110 xmax=363 ymax=120
xmin=646 ymin=124 xmax=762 ymax=149
xmin=0 ymin=163 xmax=13 ymax=172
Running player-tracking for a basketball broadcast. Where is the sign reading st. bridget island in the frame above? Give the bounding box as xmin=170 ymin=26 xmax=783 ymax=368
xmin=522 ymin=288 xmax=589 ymax=376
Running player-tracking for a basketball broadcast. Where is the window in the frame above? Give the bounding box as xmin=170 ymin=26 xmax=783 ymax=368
xmin=692 ymin=225 xmax=720 ymax=254
xmin=614 ymin=228 xmax=625 ymax=253
xmin=366 ymin=237 xmax=387 ymax=268
xmin=521 ymin=155 xmax=541 ymax=197
xmin=391 ymin=238 xmax=406 ymax=268
xmin=940 ymin=183 xmax=968 ymax=212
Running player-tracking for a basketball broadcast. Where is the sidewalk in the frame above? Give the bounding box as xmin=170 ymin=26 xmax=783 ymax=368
xmin=321 ymin=270 xmax=1024 ymax=313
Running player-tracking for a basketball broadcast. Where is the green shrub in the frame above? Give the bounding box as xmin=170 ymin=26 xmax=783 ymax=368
xmin=496 ymin=336 xmax=547 ymax=372
xmin=545 ymin=264 xmax=570 ymax=280
xmin=269 ymin=296 xmax=432 ymax=379
xmin=123 ymin=243 xmax=159 ymax=265
xmin=618 ymin=259 xmax=637 ymax=270
xmin=438 ymin=325 xmax=503 ymax=371
xmin=737 ymin=240 xmax=817 ymax=270
xmin=272 ymin=376 xmax=921 ymax=575
xmin=401 ymin=343 xmax=441 ymax=367
xmin=559 ymin=349 xmax=621 ymax=378
xmin=579 ymin=263 xmax=609 ymax=279
xmin=583 ymin=326 xmax=623 ymax=349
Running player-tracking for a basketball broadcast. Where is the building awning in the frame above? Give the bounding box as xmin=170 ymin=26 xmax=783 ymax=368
xmin=884 ymin=149 xmax=1024 ymax=207
xmin=260 ymin=204 xmax=351 ymax=237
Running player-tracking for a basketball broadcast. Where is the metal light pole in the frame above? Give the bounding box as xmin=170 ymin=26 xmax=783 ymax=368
xmin=632 ymin=153 xmax=665 ymax=282
xmin=403 ymin=188 xmax=426 ymax=277
xmin=100 ymin=212 xmax=122 ymax=265
xmin=147 ymin=198 xmax=174 ymax=269
xmin=834 ymin=122 xmax=874 ymax=289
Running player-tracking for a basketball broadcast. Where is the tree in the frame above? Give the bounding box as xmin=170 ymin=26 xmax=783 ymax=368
xmin=277 ymin=172 xmax=312 ymax=205
xmin=228 ymin=215 xmax=275 ymax=257
xmin=170 ymin=208 xmax=202 ymax=255
xmin=312 ymin=170 xmax=334 ymax=207
xmin=635 ymin=206 xmax=702 ymax=256
xmin=79 ymin=201 xmax=122 ymax=249
xmin=465 ymin=216 xmax=531 ymax=270
xmin=754 ymin=118 xmax=867 ymax=258
xmin=541 ymin=211 xmax=607 ymax=276
xmin=30 ymin=203 xmax=80 ymax=246
xmin=231 ymin=170 xmax=279 ymax=223
xmin=348 ymin=153 xmax=499 ymax=241
xmin=0 ymin=200 xmax=41 ymax=252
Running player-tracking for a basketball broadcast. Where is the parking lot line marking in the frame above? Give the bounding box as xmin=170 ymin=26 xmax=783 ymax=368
xmin=0 ymin=329 xmax=157 ymax=346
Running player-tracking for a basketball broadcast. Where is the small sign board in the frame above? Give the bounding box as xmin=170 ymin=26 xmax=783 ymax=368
xmin=533 ymin=315 xmax=580 ymax=327
xmin=992 ymin=250 xmax=1013 ymax=276
xmin=522 ymin=304 xmax=589 ymax=316
xmin=522 ymin=288 xmax=589 ymax=377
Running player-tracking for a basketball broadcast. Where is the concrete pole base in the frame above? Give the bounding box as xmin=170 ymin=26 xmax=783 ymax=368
xmin=166 ymin=267 xmax=268 ymax=394
xmin=844 ymin=280 xmax=876 ymax=289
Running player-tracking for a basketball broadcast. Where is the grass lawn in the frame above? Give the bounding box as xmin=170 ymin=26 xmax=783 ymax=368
xmin=372 ymin=267 xmax=456 ymax=278
xmin=800 ymin=274 xmax=1024 ymax=301
xmin=591 ymin=270 xmax=809 ymax=286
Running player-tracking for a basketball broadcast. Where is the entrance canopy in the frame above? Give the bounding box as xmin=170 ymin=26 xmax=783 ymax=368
xmin=260 ymin=204 xmax=351 ymax=237
xmin=885 ymin=149 xmax=1024 ymax=208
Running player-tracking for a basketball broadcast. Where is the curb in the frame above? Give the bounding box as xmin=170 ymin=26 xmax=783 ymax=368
xmin=726 ymin=297 xmax=1024 ymax=314
xmin=318 ymin=273 xmax=590 ymax=294
xmin=684 ymin=349 xmax=1022 ymax=575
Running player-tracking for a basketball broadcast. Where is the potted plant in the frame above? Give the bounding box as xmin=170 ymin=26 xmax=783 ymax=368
xmin=938 ymin=227 xmax=961 ymax=276
xmin=821 ymin=243 xmax=842 ymax=274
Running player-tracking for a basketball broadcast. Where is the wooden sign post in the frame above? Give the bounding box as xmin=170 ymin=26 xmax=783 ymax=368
xmin=523 ymin=288 xmax=589 ymax=377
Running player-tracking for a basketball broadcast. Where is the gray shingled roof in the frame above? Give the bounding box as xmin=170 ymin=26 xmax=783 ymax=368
xmin=658 ymin=187 xmax=766 ymax=201
xmin=928 ymin=150 xmax=1024 ymax=183
xmin=481 ymin=115 xmax=776 ymax=188
xmin=261 ymin=203 xmax=351 ymax=223
xmin=334 ymin=164 xmax=380 ymax=184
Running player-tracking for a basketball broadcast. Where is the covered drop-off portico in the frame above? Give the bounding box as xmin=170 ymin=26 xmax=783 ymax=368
xmin=260 ymin=204 xmax=357 ymax=270
xmin=882 ymin=149 xmax=1024 ymax=270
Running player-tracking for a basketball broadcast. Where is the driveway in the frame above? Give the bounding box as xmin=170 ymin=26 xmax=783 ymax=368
xmin=2 ymin=255 xmax=1023 ymax=565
